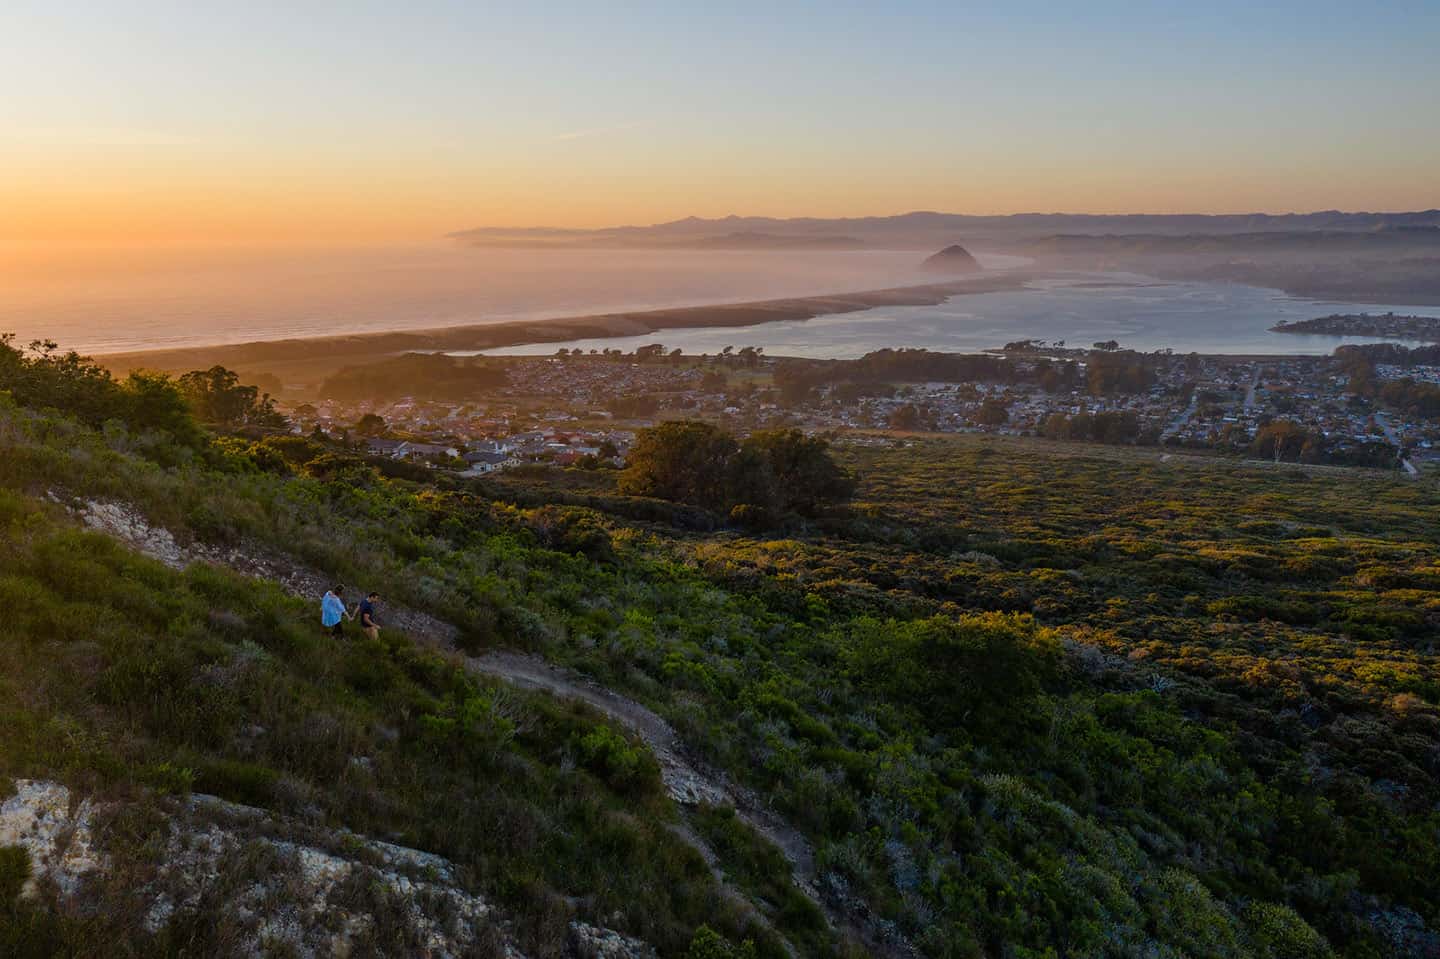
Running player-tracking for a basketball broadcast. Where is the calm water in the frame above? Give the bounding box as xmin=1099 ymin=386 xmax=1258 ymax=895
xmin=0 ymin=246 xmax=937 ymax=355
xmin=3 ymin=246 xmax=1432 ymax=358
xmin=479 ymin=272 xmax=1439 ymax=358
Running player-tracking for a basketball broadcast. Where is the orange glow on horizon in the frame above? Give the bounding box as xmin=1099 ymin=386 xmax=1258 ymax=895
xmin=7 ymin=162 xmax=1439 ymax=260
xmin=4 ymin=3 xmax=1435 ymax=260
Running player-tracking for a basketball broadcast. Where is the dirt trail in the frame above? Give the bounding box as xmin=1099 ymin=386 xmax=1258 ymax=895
xmin=473 ymin=656 xmax=922 ymax=957
xmin=69 ymin=496 xmax=909 ymax=957
xmin=467 ymin=653 xmax=914 ymax=957
xmin=72 ymin=497 xmax=460 ymax=644
xmin=467 ymin=652 xmax=817 ymax=878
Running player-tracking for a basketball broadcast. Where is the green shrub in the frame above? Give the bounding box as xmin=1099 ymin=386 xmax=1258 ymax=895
xmin=193 ymin=758 xmax=278 ymax=807
xmin=573 ymin=726 xmax=658 ymax=795
xmin=1244 ymin=901 xmax=1334 ymax=959
xmin=0 ymin=846 xmax=29 ymax=903
xmin=138 ymin=761 xmax=196 ymax=796
xmin=685 ymin=925 xmax=757 ymax=959
xmin=692 ymin=805 xmax=828 ymax=955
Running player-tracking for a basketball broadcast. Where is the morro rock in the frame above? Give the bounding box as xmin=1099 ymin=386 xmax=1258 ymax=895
xmin=921 ymin=243 xmax=981 ymax=274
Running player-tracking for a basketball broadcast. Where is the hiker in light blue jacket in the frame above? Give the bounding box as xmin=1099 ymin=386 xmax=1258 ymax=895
xmin=321 ymin=585 xmax=352 ymax=639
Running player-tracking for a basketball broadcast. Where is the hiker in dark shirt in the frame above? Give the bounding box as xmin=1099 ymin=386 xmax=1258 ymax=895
xmin=357 ymin=592 xmax=381 ymax=640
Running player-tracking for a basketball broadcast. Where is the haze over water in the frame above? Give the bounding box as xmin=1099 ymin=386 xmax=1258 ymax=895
xmin=0 ymin=247 xmax=931 ymax=355
xmin=481 ymin=272 xmax=1440 ymax=359
xmin=5 ymin=246 xmax=1434 ymax=359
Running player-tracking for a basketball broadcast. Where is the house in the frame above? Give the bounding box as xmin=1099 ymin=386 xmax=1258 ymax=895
xmin=463 ymin=450 xmax=511 ymax=474
xmin=366 ymin=438 xmax=406 ymax=457
xmin=397 ymin=441 xmax=459 ymax=460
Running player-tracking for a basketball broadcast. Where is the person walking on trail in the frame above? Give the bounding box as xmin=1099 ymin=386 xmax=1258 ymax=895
xmin=357 ymin=592 xmax=381 ymax=640
xmin=321 ymin=585 xmax=352 ymax=639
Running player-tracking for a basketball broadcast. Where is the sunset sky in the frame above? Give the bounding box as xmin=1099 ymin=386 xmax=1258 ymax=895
xmin=4 ymin=1 xmax=1438 ymax=253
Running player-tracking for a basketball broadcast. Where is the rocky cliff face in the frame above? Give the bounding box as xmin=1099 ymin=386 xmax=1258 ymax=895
xmin=0 ymin=779 xmax=654 ymax=959
xmin=920 ymin=244 xmax=981 ymax=273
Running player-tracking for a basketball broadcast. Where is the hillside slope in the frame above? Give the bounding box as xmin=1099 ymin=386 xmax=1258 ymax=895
xmin=2 ymin=346 xmax=1439 ymax=958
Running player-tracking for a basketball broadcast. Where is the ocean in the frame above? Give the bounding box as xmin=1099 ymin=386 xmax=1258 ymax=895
xmin=3 ymin=245 xmax=1432 ymax=358
xmin=480 ymin=272 xmax=1439 ymax=358
xmin=1 ymin=246 xmax=933 ymax=355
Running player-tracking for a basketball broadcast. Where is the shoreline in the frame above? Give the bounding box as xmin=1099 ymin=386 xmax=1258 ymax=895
xmin=1270 ymin=312 xmax=1440 ymax=342
xmin=96 ymin=272 xmax=1031 ymax=378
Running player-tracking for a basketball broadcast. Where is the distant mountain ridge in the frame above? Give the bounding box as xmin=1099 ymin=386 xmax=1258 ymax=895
xmin=452 ymin=209 xmax=1440 ymax=249
xmin=1018 ymin=228 xmax=1440 ymax=256
xmin=680 ymin=231 xmax=865 ymax=250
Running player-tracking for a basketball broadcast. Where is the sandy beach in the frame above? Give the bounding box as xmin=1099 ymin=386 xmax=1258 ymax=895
xmin=96 ymin=272 xmax=1030 ymax=383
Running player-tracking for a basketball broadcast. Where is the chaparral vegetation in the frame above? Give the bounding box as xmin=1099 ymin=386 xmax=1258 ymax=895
xmin=1 ymin=333 xmax=1438 ymax=958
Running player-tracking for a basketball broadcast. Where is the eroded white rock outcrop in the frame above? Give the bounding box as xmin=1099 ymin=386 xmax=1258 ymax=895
xmin=0 ymin=780 xmax=105 ymax=900
xmin=0 ymin=779 xmax=654 ymax=959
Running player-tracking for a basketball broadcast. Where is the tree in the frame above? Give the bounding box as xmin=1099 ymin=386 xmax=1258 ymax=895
xmin=1037 ymin=362 xmax=1075 ymax=393
xmin=699 ymin=370 xmax=728 ymax=392
xmin=889 ymin=404 xmax=921 ymax=431
xmin=178 ymin=366 xmax=287 ymax=429
xmin=619 ymin=422 xmax=853 ymax=519
xmin=0 ymin=335 xmax=121 ymax=425
xmin=778 ymin=377 xmax=814 ymax=407
xmin=0 ymin=337 xmax=215 ymax=454
xmin=1251 ymin=420 xmax=1318 ymax=462
xmin=355 ymin=413 xmax=387 ymax=436
xmin=1379 ymin=377 xmax=1440 ymax=419
xmin=723 ymin=444 xmax=781 ymax=515
xmin=975 ymin=399 xmax=1009 ymax=426
xmin=611 ymin=394 xmax=660 ymax=418
xmin=1042 ymin=412 xmax=1073 ymax=440
xmin=1091 ymin=410 xmax=1141 ymax=444
xmin=1085 ymin=351 xmax=1155 ymax=396
xmin=121 ymin=371 xmax=206 ymax=445
xmin=618 ymin=420 xmax=738 ymax=509
xmin=740 ymin=429 xmax=855 ymax=516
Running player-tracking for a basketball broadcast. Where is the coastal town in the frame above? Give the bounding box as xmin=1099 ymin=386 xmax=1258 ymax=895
xmin=279 ymin=339 xmax=1440 ymax=477
xmin=1272 ymin=312 xmax=1440 ymax=342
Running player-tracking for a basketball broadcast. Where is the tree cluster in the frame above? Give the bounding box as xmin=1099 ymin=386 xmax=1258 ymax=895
xmin=773 ymin=349 xmax=1100 ymax=408
xmin=1083 ymin=349 xmax=1157 ymax=395
xmin=178 ymin=365 xmax=288 ymax=429
xmin=1379 ymin=377 xmax=1440 ymax=419
xmin=1041 ymin=409 xmax=1145 ymax=444
xmin=1250 ymin=419 xmax=1322 ymax=462
xmin=618 ymin=421 xmax=855 ymax=522
xmin=774 ymin=349 xmax=1020 ymax=398
xmin=0 ymin=335 xmax=209 ymax=447
xmin=1334 ymin=344 xmax=1440 ymax=420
